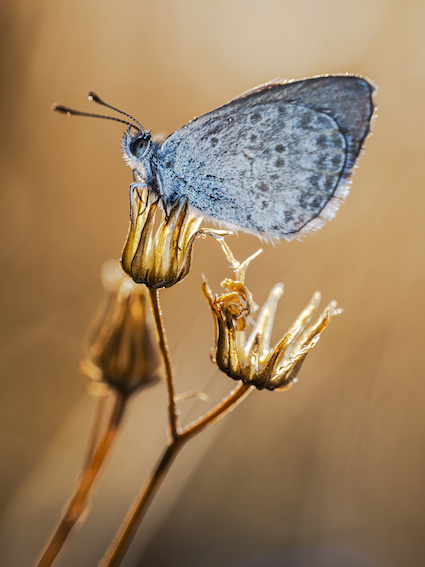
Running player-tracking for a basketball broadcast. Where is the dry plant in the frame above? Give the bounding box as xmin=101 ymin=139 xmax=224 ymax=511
xmin=33 ymin=185 xmax=340 ymax=567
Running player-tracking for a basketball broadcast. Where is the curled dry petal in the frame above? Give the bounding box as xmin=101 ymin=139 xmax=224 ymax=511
xmin=203 ymin=244 xmax=341 ymax=391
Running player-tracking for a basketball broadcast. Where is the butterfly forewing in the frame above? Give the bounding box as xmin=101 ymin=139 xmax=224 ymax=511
xmin=154 ymin=76 xmax=374 ymax=239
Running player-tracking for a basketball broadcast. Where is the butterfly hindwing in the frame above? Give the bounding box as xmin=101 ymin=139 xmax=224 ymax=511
xmin=154 ymin=76 xmax=374 ymax=240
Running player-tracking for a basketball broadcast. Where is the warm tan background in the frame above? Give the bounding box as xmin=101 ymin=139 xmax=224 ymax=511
xmin=1 ymin=1 xmax=424 ymax=566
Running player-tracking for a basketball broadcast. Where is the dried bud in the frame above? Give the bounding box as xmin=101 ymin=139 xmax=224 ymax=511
xmin=80 ymin=261 xmax=161 ymax=396
xmin=203 ymin=241 xmax=341 ymax=391
xmin=121 ymin=186 xmax=228 ymax=289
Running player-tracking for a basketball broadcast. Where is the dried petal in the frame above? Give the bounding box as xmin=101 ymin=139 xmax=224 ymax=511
xmin=122 ymin=186 xmax=228 ymax=289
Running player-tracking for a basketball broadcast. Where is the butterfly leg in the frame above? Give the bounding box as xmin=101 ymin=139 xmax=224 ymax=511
xmin=129 ymin=181 xmax=149 ymax=202
xmin=129 ymin=175 xmax=166 ymax=219
xmin=129 ymin=170 xmax=149 ymax=197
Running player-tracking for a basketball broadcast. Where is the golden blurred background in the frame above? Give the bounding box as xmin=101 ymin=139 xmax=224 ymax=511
xmin=1 ymin=1 xmax=424 ymax=566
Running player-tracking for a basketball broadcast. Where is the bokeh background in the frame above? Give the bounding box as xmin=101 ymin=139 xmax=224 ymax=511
xmin=1 ymin=1 xmax=424 ymax=566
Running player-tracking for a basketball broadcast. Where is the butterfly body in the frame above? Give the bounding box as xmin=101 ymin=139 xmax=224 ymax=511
xmin=122 ymin=75 xmax=375 ymax=240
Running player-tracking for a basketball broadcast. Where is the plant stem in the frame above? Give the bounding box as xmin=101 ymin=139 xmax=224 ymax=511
xmin=33 ymin=390 xmax=127 ymax=567
xmin=100 ymin=286 xmax=253 ymax=567
xmin=99 ymin=382 xmax=252 ymax=567
xmin=83 ymin=393 xmax=109 ymax=467
xmin=180 ymin=382 xmax=252 ymax=440
xmin=98 ymin=440 xmax=182 ymax=567
xmin=148 ymin=288 xmax=179 ymax=439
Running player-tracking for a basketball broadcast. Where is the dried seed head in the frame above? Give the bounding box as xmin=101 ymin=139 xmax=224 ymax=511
xmin=203 ymin=242 xmax=341 ymax=391
xmin=80 ymin=260 xmax=161 ymax=396
xmin=121 ymin=186 xmax=228 ymax=289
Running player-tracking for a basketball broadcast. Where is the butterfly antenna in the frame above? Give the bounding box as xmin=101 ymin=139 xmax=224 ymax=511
xmin=88 ymin=92 xmax=146 ymax=133
xmin=52 ymin=104 xmax=135 ymax=128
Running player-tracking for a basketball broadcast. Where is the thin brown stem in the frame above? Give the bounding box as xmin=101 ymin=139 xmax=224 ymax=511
xmin=98 ymin=441 xmax=183 ymax=567
xmin=83 ymin=393 xmax=108 ymax=467
xmin=33 ymin=390 xmax=128 ymax=567
xmin=148 ymin=288 xmax=179 ymax=439
xmin=180 ymin=382 xmax=252 ymax=440
xmin=100 ymin=382 xmax=253 ymax=567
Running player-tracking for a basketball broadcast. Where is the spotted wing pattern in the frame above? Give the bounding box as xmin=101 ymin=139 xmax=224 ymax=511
xmin=154 ymin=76 xmax=374 ymax=239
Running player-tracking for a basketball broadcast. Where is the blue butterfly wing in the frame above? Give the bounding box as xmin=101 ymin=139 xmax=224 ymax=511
xmin=154 ymin=76 xmax=374 ymax=240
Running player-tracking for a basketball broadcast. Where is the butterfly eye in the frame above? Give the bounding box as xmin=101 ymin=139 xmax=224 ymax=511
xmin=131 ymin=136 xmax=150 ymax=157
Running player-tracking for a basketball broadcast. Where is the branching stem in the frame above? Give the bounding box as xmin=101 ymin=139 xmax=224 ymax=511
xmin=37 ymin=287 xmax=253 ymax=567
xmin=99 ymin=382 xmax=252 ymax=567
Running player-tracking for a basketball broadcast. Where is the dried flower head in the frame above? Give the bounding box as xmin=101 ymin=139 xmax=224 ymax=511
xmin=121 ymin=186 xmax=228 ymax=289
xmin=203 ymin=240 xmax=341 ymax=391
xmin=80 ymin=260 xmax=161 ymax=396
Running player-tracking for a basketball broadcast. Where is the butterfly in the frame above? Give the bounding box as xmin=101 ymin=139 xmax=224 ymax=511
xmin=54 ymin=75 xmax=375 ymax=240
